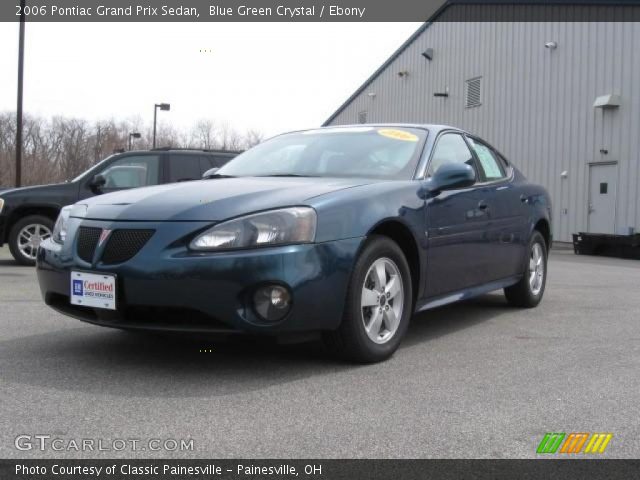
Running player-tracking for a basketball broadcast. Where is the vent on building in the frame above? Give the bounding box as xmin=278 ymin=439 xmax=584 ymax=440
xmin=465 ymin=77 xmax=482 ymax=108
xmin=358 ymin=111 xmax=367 ymax=124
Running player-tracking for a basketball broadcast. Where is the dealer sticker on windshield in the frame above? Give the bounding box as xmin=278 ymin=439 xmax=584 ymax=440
xmin=377 ymin=128 xmax=419 ymax=142
xmin=70 ymin=271 xmax=116 ymax=310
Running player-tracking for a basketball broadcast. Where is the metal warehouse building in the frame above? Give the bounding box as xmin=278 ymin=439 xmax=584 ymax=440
xmin=324 ymin=1 xmax=640 ymax=243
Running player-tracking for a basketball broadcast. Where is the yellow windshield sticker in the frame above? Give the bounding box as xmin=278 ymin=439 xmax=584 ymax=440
xmin=377 ymin=129 xmax=419 ymax=142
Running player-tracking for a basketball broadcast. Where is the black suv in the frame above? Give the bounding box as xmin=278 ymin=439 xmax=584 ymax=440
xmin=0 ymin=149 xmax=239 ymax=265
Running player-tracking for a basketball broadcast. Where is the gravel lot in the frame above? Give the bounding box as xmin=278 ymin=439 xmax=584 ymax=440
xmin=0 ymin=245 xmax=639 ymax=458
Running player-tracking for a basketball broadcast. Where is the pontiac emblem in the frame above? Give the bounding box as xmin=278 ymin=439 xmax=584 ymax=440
xmin=98 ymin=229 xmax=112 ymax=247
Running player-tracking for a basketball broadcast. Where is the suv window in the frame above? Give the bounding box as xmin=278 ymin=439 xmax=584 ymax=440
xmin=467 ymin=137 xmax=506 ymax=181
xmin=210 ymin=155 xmax=232 ymax=168
xmin=428 ymin=133 xmax=476 ymax=177
xmin=168 ymin=155 xmax=202 ymax=182
xmin=101 ymin=155 xmax=160 ymax=190
xmin=199 ymin=155 xmax=231 ymax=172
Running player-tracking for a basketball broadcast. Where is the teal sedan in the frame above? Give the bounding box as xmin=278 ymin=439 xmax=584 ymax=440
xmin=37 ymin=125 xmax=551 ymax=362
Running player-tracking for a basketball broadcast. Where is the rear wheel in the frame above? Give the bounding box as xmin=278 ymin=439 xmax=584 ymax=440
xmin=504 ymin=230 xmax=547 ymax=308
xmin=8 ymin=215 xmax=54 ymax=266
xmin=323 ymin=235 xmax=412 ymax=363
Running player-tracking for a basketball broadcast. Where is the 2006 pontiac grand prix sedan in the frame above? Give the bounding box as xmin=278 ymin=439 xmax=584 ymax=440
xmin=37 ymin=125 xmax=551 ymax=363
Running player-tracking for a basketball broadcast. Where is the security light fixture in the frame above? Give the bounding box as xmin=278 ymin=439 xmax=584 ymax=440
xmin=545 ymin=41 xmax=557 ymax=49
xmin=593 ymin=94 xmax=620 ymax=109
xmin=397 ymin=70 xmax=409 ymax=78
xmin=421 ymin=48 xmax=434 ymax=61
xmin=128 ymin=132 xmax=141 ymax=151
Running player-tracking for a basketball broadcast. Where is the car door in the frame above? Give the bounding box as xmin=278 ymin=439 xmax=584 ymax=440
xmin=80 ymin=154 xmax=161 ymax=198
xmin=424 ymin=132 xmax=491 ymax=298
xmin=466 ymin=136 xmax=527 ymax=280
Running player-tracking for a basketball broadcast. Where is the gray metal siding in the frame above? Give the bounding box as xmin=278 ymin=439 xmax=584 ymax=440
xmin=328 ymin=21 xmax=640 ymax=242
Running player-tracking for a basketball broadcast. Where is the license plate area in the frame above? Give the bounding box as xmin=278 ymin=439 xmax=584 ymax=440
xmin=70 ymin=271 xmax=117 ymax=310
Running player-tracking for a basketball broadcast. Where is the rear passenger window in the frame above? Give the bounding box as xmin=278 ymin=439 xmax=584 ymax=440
xmin=467 ymin=138 xmax=506 ymax=181
xmin=168 ymin=155 xmax=201 ymax=182
xmin=428 ymin=133 xmax=476 ymax=177
xmin=199 ymin=156 xmax=215 ymax=173
xmin=210 ymin=155 xmax=231 ymax=168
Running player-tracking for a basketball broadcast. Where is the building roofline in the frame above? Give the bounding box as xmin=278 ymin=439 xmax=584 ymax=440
xmin=321 ymin=20 xmax=433 ymax=127
xmin=321 ymin=0 xmax=640 ymax=126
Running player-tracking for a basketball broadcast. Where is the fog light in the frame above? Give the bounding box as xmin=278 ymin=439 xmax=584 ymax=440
xmin=253 ymin=285 xmax=292 ymax=322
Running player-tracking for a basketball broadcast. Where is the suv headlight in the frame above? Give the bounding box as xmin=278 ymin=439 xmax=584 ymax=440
xmin=190 ymin=207 xmax=317 ymax=251
xmin=52 ymin=206 xmax=72 ymax=244
xmin=0 ymin=198 xmax=4 ymax=214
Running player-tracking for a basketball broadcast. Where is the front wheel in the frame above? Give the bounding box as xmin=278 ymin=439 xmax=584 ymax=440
xmin=504 ymin=230 xmax=547 ymax=308
xmin=323 ymin=235 xmax=413 ymax=363
xmin=8 ymin=215 xmax=54 ymax=266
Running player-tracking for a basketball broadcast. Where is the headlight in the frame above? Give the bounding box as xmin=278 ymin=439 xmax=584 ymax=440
xmin=52 ymin=206 xmax=72 ymax=244
xmin=190 ymin=207 xmax=317 ymax=251
xmin=52 ymin=204 xmax=87 ymax=244
xmin=0 ymin=198 xmax=4 ymax=214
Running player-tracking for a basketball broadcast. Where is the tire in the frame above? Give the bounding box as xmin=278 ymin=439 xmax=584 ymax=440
xmin=8 ymin=214 xmax=55 ymax=266
xmin=504 ymin=230 xmax=547 ymax=308
xmin=323 ymin=235 xmax=413 ymax=363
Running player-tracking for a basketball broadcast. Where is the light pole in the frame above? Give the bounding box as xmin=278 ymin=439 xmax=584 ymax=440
xmin=15 ymin=0 xmax=26 ymax=187
xmin=128 ymin=132 xmax=141 ymax=151
xmin=152 ymin=103 xmax=170 ymax=149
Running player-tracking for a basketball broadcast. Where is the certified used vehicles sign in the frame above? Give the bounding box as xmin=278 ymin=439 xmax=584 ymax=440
xmin=70 ymin=271 xmax=116 ymax=310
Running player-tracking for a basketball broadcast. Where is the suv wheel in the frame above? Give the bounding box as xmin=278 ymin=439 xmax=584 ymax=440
xmin=323 ymin=235 xmax=413 ymax=363
xmin=8 ymin=215 xmax=54 ymax=266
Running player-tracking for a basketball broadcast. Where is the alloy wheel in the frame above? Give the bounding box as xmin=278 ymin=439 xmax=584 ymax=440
xmin=529 ymin=242 xmax=545 ymax=296
xmin=360 ymin=257 xmax=404 ymax=344
xmin=17 ymin=223 xmax=51 ymax=261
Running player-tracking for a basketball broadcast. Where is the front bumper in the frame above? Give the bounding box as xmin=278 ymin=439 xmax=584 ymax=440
xmin=36 ymin=218 xmax=363 ymax=334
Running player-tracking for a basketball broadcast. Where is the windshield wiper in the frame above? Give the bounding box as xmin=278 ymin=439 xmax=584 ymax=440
xmin=205 ymin=173 xmax=236 ymax=179
xmin=257 ymin=174 xmax=318 ymax=178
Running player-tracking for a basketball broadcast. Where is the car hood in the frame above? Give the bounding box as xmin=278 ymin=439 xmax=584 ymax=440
xmin=0 ymin=183 xmax=69 ymax=198
xmin=80 ymin=177 xmax=376 ymax=221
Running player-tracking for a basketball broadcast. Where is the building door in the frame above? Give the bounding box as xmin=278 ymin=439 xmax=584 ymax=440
xmin=588 ymin=163 xmax=617 ymax=234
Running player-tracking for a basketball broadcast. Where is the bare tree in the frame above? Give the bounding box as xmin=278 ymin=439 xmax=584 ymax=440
xmin=0 ymin=112 xmax=263 ymax=187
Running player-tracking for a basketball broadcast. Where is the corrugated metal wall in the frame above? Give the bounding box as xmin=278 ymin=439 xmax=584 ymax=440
xmin=328 ymin=21 xmax=640 ymax=243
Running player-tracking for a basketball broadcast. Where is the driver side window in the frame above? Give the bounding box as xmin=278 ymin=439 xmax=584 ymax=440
xmin=427 ymin=133 xmax=476 ymax=178
xmin=101 ymin=155 xmax=160 ymax=190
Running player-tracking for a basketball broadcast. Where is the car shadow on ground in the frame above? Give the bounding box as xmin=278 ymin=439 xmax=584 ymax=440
xmin=0 ymin=259 xmax=21 ymax=267
xmin=0 ymin=293 xmax=514 ymax=398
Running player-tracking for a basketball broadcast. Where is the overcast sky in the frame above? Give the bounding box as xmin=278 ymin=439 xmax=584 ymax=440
xmin=0 ymin=22 xmax=421 ymax=138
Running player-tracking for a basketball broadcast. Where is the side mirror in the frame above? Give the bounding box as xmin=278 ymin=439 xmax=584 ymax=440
xmin=89 ymin=174 xmax=106 ymax=192
xmin=202 ymin=167 xmax=220 ymax=179
xmin=429 ymin=163 xmax=476 ymax=194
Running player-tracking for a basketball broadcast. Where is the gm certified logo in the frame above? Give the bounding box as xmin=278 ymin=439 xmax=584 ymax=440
xmin=72 ymin=280 xmax=83 ymax=296
xmin=537 ymin=432 xmax=613 ymax=454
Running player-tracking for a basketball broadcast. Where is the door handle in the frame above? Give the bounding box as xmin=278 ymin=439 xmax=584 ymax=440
xmin=520 ymin=194 xmax=528 ymax=203
xmin=478 ymin=201 xmax=489 ymax=210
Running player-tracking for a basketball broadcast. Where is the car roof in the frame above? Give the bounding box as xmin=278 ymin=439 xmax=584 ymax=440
xmin=285 ymin=123 xmax=466 ymax=136
xmin=123 ymin=149 xmax=241 ymax=155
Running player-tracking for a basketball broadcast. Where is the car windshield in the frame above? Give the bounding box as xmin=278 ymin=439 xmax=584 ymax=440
xmin=217 ymin=126 xmax=427 ymax=180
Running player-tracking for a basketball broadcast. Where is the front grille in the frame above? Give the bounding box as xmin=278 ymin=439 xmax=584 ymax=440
xmin=101 ymin=229 xmax=154 ymax=264
xmin=77 ymin=227 xmax=102 ymax=263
